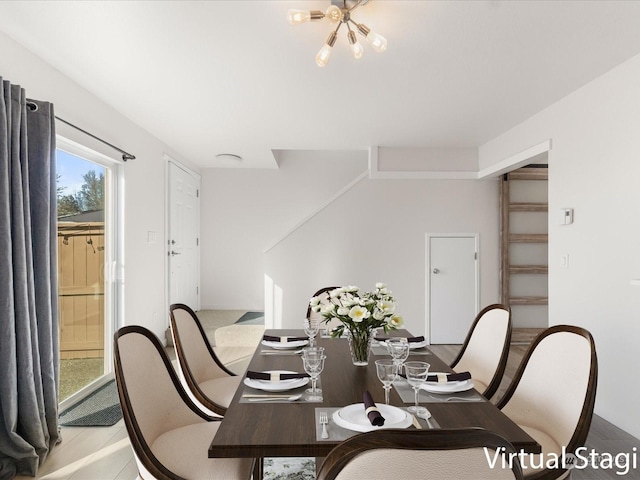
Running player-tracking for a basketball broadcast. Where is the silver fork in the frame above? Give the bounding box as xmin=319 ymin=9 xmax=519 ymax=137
xmin=319 ymin=411 xmax=329 ymax=439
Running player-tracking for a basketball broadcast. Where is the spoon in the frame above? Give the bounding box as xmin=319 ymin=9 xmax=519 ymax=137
xmin=417 ymin=407 xmax=434 ymax=428
xmin=248 ymin=394 xmax=302 ymax=402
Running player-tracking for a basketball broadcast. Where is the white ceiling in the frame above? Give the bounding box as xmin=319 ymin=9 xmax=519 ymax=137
xmin=1 ymin=1 xmax=640 ymax=169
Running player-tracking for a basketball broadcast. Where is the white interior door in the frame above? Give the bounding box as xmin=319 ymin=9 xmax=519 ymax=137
xmin=168 ymin=161 xmax=200 ymax=309
xmin=428 ymin=235 xmax=478 ymax=344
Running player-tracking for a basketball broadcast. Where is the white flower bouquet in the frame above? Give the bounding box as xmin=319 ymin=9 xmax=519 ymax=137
xmin=309 ymin=283 xmax=403 ymax=337
xmin=309 ymin=283 xmax=403 ymax=365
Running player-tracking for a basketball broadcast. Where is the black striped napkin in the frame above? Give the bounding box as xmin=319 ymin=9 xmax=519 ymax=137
xmin=247 ymin=371 xmax=309 ymax=381
xmin=263 ymin=335 xmax=308 ymax=343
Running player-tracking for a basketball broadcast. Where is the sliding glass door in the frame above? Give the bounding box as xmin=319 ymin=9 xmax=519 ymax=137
xmin=56 ymin=138 xmax=122 ymax=404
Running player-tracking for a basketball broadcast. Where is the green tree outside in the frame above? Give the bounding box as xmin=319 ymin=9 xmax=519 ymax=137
xmin=57 ymin=169 xmax=104 ymax=216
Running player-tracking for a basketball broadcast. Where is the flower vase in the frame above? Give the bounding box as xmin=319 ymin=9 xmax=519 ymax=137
xmin=347 ymin=328 xmax=374 ymax=366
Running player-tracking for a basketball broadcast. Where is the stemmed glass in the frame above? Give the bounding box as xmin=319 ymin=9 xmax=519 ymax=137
xmin=303 ymin=318 xmax=320 ymax=346
xmin=404 ymin=361 xmax=430 ymax=413
xmin=386 ymin=337 xmax=410 ymax=375
xmin=301 ymin=347 xmax=325 ymax=402
xmin=375 ymin=359 xmax=398 ymax=404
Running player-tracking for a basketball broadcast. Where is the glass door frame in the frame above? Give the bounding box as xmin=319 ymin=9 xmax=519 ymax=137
xmin=56 ymin=135 xmax=125 ymax=410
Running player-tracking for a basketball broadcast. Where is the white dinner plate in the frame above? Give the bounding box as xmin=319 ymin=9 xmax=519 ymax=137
xmin=243 ymin=370 xmax=310 ymax=392
xmin=378 ymin=339 xmax=428 ymax=350
xmin=420 ymin=374 xmax=474 ymax=394
xmin=261 ymin=339 xmax=308 ymax=350
xmin=332 ymin=403 xmax=412 ymax=432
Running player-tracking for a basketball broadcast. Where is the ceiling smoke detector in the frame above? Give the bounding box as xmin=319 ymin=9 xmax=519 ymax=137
xmin=215 ymin=153 xmax=243 ymax=162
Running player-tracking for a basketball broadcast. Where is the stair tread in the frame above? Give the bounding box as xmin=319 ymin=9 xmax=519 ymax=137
xmin=510 ymin=265 xmax=548 ymax=273
xmin=509 ymin=202 xmax=548 ymax=212
xmin=509 ymin=234 xmax=548 ymax=243
xmin=510 ymin=296 xmax=548 ymax=305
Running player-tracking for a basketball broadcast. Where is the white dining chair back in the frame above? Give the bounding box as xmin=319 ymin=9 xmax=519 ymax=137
xmin=450 ymin=304 xmax=511 ymax=399
xmin=317 ymin=428 xmax=523 ymax=480
xmin=114 ymin=326 xmax=254 ymax=480
xmin=170 ymin=303 xmax=242 ymax=417
xmin=496 ymin=325 xmax=597 ymax=479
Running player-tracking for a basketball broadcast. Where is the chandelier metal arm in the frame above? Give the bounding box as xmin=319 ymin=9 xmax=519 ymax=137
xmin=327 ymin=22 xmax=342 ymax=47
xmin=348 ymin=18 xmax=368 ymax=37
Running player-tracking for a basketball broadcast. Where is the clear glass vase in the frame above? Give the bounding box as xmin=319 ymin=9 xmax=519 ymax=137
xmin=347 ymin=328 xmax=374 ymax=366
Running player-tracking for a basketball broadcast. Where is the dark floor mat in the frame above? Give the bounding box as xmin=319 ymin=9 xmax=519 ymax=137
xmin=59 ymin=380 xmax=122 ymax=427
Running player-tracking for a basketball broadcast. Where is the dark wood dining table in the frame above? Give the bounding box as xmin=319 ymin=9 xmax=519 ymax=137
xmin=208 ymin=329 xmax=541 ymax=476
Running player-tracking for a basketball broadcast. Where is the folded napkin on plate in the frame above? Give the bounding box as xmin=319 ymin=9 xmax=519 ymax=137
xmin=263 ymin=334 xmax=308 ymax=343
xmin=246 ymin=371 xmax=310 ymax=381
xmin=363 ymin=390 xmax=385 ymax=426
xmin=399 ymin=371 xmax=471 ymax=383
xmin=426 ymin=371 xmax=472 ymax=383
xmin=378 ymin=336 xmax=425 ymax=343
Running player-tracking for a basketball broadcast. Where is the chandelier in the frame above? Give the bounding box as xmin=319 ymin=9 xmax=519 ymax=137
xmin=287 ymin=0 xmax=387 ymax=67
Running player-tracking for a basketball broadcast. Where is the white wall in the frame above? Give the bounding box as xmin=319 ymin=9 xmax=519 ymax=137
xmin=265 ymin=175 xmax=501 ymax=336
xmin=199 ymin=150 xmax=369 ymax=310
xmin=0 ymin=31 xmax=197 ymax=341
xmin=378 ymin=147 xmax=478 ymax=173
xmin=480 ymin=53 xmax=640 ymax=438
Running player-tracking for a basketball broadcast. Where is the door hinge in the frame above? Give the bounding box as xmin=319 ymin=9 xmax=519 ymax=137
xmin=474 ymin=252 xmax=478 ymax=260
xmin=197 ymin=286 xmax=199 ymax=295
xmin=196 ymin=237 xmax=199 ymax=246
xmin=197 ymin=189 xmax=199 ymax=198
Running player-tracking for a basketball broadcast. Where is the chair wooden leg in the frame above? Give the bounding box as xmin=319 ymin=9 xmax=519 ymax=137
xmin=252 ymin=457 xmax=263 ymax=480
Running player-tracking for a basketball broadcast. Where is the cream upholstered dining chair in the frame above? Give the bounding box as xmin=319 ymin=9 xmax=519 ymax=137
xmin=450 ymin=304 xmax=512 ymax=400
xmin=114 ymin=325 xmax=254 ymax=480
xmin=496 ymin=325 xmax=598 ymax=480
xmin=169 ymin=303 xmax=242 ymax=417
xmin=317 ymin=428 xmax=524 ymax=480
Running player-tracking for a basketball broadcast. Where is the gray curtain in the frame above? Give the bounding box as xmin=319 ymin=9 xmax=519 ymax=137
xmin=0 ymin=78 xmax=59 ymax=478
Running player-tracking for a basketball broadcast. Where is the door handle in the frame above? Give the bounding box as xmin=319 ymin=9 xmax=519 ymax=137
xmin=170 ymin=251 xmax=181 ymax=256
xmin=432 ymin=268 xmax=440 ymax=274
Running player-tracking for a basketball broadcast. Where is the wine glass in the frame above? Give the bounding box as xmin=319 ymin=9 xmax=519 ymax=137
xmin=375 ymin=359 xmax=398 ymax=404
xmin=302 ymin=346 xmax=325 ymax=359
xmin=386 ymin=337 xmax=410 ymax=374
xmin=303 ymin=318 xmax=320 ymax=346
xmin=404 ymin=361 xmax=430 ymax=413
xmin=301 ymin=351 xmax=325 ymax=402
xmin=302 ymin=347 xmax=325 ymax=394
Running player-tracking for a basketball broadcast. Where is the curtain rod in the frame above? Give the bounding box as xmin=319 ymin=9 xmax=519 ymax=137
xmin=55 ymin=116 xmax=136 ymax=161
xmin=26 ymin=100 xmax=135 ymax=161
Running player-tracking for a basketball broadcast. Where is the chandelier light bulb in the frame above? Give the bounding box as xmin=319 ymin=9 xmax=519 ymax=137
xmin=287 ymin=9 xmax=324 ymax=25
xmin=367 ymin=30 xmax=387 ymax=53
xmin=315 ymin=30 xmax=338 ymax=67
xmin=356 ymin=23 xmax=388 ymax=53
xmin=325 ymin=5 xmax=343 ymax=24
xmin=315 ymin=44 xmax=333 ymax=67
xmin=287 ymin=9 xmax=310 ymax=25
xmin=348 ymin=31 xmax=364 ymax=59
